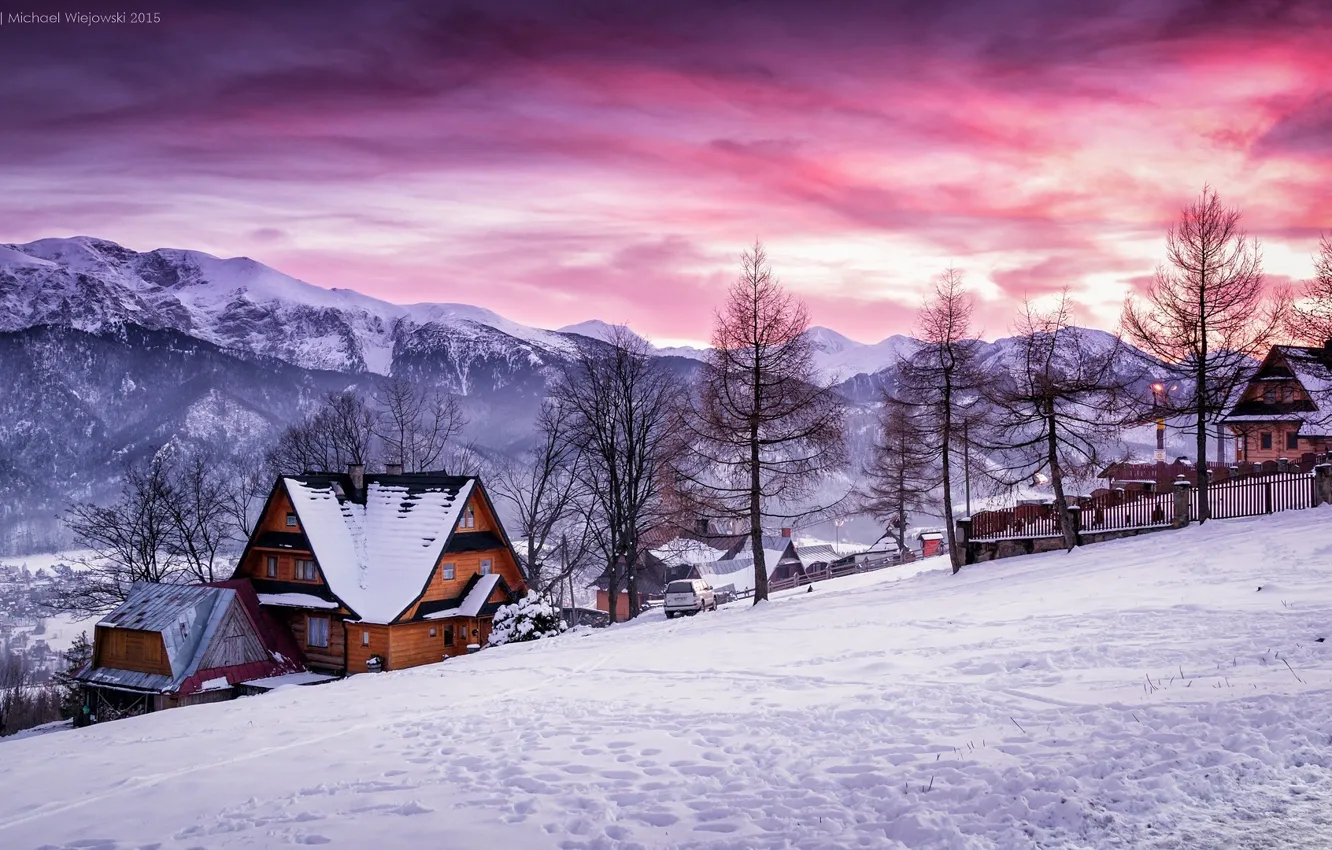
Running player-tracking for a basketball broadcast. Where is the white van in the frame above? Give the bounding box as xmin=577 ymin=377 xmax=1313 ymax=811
xmin=664 ymin=579 xmax=716 ymax=618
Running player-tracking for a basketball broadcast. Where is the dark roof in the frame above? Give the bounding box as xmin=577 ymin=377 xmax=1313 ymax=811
xmin=290 ymin=470 xmax=475 ymax=505
xmin=253 ymin=531 xmax=311 ymax=550
xmin=589 ymin=551 xmax=693 ymax=595
xmin=444 ymin=530 xmax=506 ymax=553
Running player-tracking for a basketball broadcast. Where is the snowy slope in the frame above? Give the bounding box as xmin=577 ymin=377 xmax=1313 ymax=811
xmin=3 ymin=509 xmax=1330 ymax=848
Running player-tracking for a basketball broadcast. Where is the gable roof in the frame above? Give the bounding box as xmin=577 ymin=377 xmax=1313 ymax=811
xmin=416 ymin=572 xmax=515 ymax=620
xmin=1224 ymin=345 xmax=1332 ymax=430
xmin=280 ymin=473 xmax=476 ymax=623
xmin=77 ymin=580 xmax=305 ymax=695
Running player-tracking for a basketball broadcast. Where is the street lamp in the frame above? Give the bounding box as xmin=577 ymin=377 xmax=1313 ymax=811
xmin=1151 ymin=383 xmax=1166 ymax=463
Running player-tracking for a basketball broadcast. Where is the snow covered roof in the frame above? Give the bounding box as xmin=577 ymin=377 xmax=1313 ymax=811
xmin=423 ymin=573 xmax=502 ymax=620
xmin=257 ymin=592 xmax=340 ymax=610
xmin=1277 ymin=346 xmax=1332 ymax=403
xmin=648 ymin=538 xmax=727 ymax=566
xmin=283 ymin=474 xmax=476 ymax=623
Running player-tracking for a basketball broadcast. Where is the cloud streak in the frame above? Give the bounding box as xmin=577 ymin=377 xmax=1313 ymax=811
xmin=2 ymin=0 xmax=1330 ymax=342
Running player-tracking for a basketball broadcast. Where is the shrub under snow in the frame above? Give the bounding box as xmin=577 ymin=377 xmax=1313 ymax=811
xmin=487 ymin=592 xmax=567 ymax=647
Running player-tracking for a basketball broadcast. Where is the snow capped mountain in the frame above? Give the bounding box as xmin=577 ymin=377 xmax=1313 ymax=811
xmin=804 ymin=326 xmax=918 ymax=380
xmin=0 ymin=236 xmax=577 ymax=377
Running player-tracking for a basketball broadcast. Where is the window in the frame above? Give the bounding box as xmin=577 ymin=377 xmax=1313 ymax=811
xmin=429 ymin=627 xmax=437 ymax=637
xmin=1287 ymin=432 xmax=1300 ymax=450
xmin=178 ymin=620 xmax=188 ymax=640
xmin=361 ymin=630 xmax=370 ymax=647
xmin=1264 ymin=387 xmax=1275 ymax=404
xmin=285 ymin=512 xmax=298 ymax=528
xmin=443 ymin=627 xmax=454 ymax=647
xmin=480 ymin=559 xmax=492 ymax=575
xmin=460 ymin=506 xmax=475 ymax=529
xmin=441 ymin=563 xmax=455 ymax=581
xmin=266 ymin=556 xmax=277 ymax=578
xmin=295 ymin=559 xmax=317 ymax=581
xmin=1261 ymin=432 xmax=1273 ymax=450
xmin=307 ymin=616 xmax=330 ymax=648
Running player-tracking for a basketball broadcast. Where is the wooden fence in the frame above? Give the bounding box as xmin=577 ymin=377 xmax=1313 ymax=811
xmin=1191 ymin=472 xmax=1314 ymax=520
xmin=963 ymin=464 xmax=1330 ymax=563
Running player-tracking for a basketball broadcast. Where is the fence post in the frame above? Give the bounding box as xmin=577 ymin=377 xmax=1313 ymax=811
xmin=1278 ymin=457 xmax=1290 ymax=474
xmin=1068 ymin=505 xmax=1082 ymax=547
xmin=956 ymin=518 xmax=973 ymax=566
xmin=1265 ymin=482 xmax=1273 ymax=514
xmin=1172 ymin=477 xmax=1191 ymax=528
xmin=1317 ymin=464 xmax=1332 ymax=507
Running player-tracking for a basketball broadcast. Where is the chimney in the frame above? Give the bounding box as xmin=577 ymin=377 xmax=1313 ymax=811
xmin=781 ymin=526 xmax=792 ymax=538
xmin=347 ymin=462 xmax=365 ymax=493
xmin=385 ymin=462 xmax=404 ymax=476
xmin=693 ymin=517 xmax=709 ymax=536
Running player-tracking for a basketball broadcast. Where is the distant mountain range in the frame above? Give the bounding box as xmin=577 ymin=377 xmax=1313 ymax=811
xmin=0 ymin=236 xmax=1146 ymax=554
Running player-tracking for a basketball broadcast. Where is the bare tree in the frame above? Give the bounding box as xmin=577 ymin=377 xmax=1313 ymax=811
xmin=1123 ymin=187 xmax=1284 ymax=522
xmin=58 ymin=454 xmax=189 ymax=615
xmin=984 ymin=293 xmax=1137 ymax=550
xmin=375 ymin=377 xmax=466 ymax=472
xmin=267 ymin=390 xmax=379 ymax=474
xmin=552 ymin=328 xmax=683 ymax=621
xmin=219 ymin=454 xmax=270 ymax=540
xmin=163 ymin=452 xmax=235 ymax=582
xmin=679 ymin=242 xmax=846 ymax=604
xmin=1287 ymin=232 xmax=1332 ymax=345
xmin=860 ymin=393 xmax=936 ymax=553
xmin=490 ymin=400 xmax=591 ymax=591
xmin=897 ymin=267 xmax=981 ymax=573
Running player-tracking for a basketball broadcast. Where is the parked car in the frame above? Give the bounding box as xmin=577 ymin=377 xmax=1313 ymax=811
xmin=664 ymin=579 xmax=716 ymax=618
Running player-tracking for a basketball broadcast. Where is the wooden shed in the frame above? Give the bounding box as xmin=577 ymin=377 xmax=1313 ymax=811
xmin=75 ymin=580 xmax=308 ymax=719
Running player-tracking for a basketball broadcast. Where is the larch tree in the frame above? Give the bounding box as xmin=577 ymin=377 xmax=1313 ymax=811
xmin=1287 ymin=232 xmax=1332 ymax=345
xmin=861 ymin=393 xmax=935 ymax=554
xmin=552 ymin=327 xmax=683 ymax=622
xmin=1122 ymin=187 xmax=1284 ymax=522
xmin=683 ymin=241 xmax=847 ymax=604
xmin=896 ymin=267 xmax=981 ymax=574
xmin=983 ymin=293 xmax=1137 ymax=551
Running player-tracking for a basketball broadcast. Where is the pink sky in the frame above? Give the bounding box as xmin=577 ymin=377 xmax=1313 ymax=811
xmin=3 ymin=0 xmax=1331 ymax=344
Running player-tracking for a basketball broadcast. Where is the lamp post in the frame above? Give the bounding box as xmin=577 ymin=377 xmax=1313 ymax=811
xmin=833 ymin=517 xmax=846 ymax=552
xmin=1151 ymin=383 xmax=1166 ymax=463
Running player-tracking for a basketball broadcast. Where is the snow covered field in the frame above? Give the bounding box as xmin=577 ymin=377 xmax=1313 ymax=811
xmin=2 ymin=511 xmax=1330 ymax=849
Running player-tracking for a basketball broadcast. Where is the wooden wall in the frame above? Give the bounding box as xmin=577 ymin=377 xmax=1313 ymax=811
xmin=280 ymin=609 xmax=346 ymax=672
xmin=345 ymin=622 xmax=390 ymax=674
xmin=94 ymin=626 xmax=171 ymax=675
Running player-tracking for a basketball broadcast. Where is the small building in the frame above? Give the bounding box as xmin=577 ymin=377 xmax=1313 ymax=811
xmin=917 ymin=530 xmax=946 ymax=558
xmin=230 ymin=467 xmax=526 ymax=674
xmin=75 ymin=580 xmax=307 ymax=718
xmin=1222 ymin=344 xmax=1332 ymax=463
xmin=589 ymin=523 xmax=741 ymax=620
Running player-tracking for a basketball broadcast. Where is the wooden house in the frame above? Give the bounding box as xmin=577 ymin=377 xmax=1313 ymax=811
xmin=230 ymin=467 xmax=526 ymax=674
xmin=74 ymin=579 xmax=307 ymax=717
xmin=1222 ymin=344 xmax=1332 ymax=463
xmin=589 ymin=523 xmax=741 ymax=619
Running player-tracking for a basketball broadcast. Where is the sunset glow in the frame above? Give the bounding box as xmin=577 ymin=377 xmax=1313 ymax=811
xmin=4 ymin=0 xmax=1331 ymax=343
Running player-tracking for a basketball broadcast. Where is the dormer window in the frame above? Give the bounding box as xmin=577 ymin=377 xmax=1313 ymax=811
xmin=460 ymin=506 xmax=475 ymax=530
xmin=286 ymin=512 xmax=298 ymax=528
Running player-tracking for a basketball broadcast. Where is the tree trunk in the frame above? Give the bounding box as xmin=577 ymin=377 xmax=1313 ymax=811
xmin=750 ymin=426 xmax=768 ymax=603
xmin=1195 ymin=372 xmax=1209 ymax=524
xmin=1047 ymin=410 xmax=1076 ymax=551
xmin=606 ymin=556 xmax=619 ymax=624
xmin=626 ymin=549 xmax=639 ymax=618
xmin=941 ymin=382 xmax=960 ymax=574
